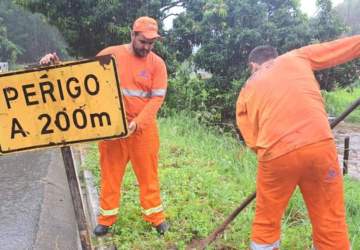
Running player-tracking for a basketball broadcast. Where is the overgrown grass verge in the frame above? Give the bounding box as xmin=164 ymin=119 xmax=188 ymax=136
xmin=84 ymin=113 xmax=360 ymax=249
xmin=323 ymin=86 xmax=360 ymax=123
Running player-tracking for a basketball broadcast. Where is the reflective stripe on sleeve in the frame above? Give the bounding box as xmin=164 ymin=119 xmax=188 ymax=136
xmin=250 ymin=240 xmax=280 ymax=250
xmin=100 ymin=207 xmax=119 ymax=216
xmin=141 ymin=204 xmax=163 ymax=216
xmin=122 ymin=89 xmax=151 ymax=98
xmin=151 ymin=89 xmax=166 ymax=97
xmin=122 ymin=88 xmax=166 ymax=98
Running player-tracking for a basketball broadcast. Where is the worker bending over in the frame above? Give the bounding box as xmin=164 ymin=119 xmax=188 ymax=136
xmin=237 ymin=35 xmax=360 ymax=249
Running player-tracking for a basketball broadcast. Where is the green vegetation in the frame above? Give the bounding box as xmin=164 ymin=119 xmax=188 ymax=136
xmin=0 ymin=1 xmax=357 ymax=248
xmin=323 ymin=85 xmax=360 ymax=123
xmin=84 ymin=113 xmax=360 ymax=249
xmin=0 ymin=0 xmax=69 ymax=65
xmin=336 ymin=0 xmax=360 ymax=35
xmin=15 ymin=0 xmax=359 ymax=125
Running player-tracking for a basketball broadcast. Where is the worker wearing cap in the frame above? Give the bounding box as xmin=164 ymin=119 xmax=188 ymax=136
xmin=39 ymin=16 xmax=168 ymax=237
xmin=91 ymin=16 xmax=169 ymax=236
xmin=237 ymin=35 xmax=360 ymax=249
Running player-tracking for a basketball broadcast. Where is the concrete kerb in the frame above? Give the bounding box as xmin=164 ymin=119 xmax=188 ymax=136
xmin=72 ymin=145 xmax=116 ymax=250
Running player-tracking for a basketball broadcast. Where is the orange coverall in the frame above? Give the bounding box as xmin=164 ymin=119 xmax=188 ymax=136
xmin=96 ymin=45 xmax=167 ymax=227
xmin=236 ymin=35 xmax=360 ymax=249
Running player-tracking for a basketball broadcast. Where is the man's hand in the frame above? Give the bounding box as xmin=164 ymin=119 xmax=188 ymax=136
xmin=39 ymin=52 xmax=60 ymax=65
xmin=128 ymin=121 xmax=137 ymax=135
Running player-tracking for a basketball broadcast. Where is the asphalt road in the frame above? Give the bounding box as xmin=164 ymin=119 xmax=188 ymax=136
xmin=0 ymin=148 xmax=79 ymax=250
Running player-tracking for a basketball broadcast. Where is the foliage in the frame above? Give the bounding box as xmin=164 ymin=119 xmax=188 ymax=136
xmin=311 ymin=0 xmax=345 ymax=41
xmin=15 ymin=0 xmax=183 ymax=60
xmin=166 ymin=0 xmax=317 ymax=123
xmin=335 ymin=0 xmax=360 ymax=35
xmin=0 ymin=17 xmax=19 ymax=64
xmin=0 ymin=0 xmax=69 ymax=64
xmin=162 ymin=59 xmax=247 ymax=128
xmin=15 ymin=0 xmax=360 ymax=122
xmin=311 ymin=0 xmax=359 ymax=90
xmin=170 ymin=0 xmax=312 ymax=80
xmin=164 ymin=60 xmax=219 ymax=123
xmin=84 ymin=113 xmax=360 ymax=249
xmin=329 ymin=0 xmax=360 ymax=91
xmin=165 ymin=0 xmax=358 ymax=121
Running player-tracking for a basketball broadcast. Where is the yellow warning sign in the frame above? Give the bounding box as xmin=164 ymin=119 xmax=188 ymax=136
xmin=0 ymin=55 xmax=128 ymax=154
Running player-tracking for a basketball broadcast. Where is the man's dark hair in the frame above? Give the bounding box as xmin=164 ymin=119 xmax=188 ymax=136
xmin=248 ymin=45 xmax=278 ymax=65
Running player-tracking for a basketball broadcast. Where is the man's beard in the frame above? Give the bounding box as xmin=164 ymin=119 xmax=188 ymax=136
xmin=133 ymin=45 xmax=150 ymax=58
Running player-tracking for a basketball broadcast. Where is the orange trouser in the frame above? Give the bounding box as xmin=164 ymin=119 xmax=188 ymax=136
xmin=251 ymin=139 xmax=350 ymax=250
xmin=97 ymin=123 xmax=165 ymax=226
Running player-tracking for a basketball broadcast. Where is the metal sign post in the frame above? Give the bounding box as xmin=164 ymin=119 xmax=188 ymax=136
xmin=61 ymin=146 xmax=92 ymax=250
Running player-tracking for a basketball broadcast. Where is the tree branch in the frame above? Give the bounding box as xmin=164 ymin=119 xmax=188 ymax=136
xmin=160 ymin=1 xmax=184 ymax=14
xmin=161 ymin=13 xmax=181 ymax=22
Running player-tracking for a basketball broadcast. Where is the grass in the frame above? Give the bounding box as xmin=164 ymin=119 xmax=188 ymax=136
xmin=323 ymin=85 xmax=360 ymax=123
xmin=84 ymin=112 xmax=360 ymax=249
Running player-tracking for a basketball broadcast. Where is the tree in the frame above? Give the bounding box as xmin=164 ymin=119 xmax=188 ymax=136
xmin=311 ymin=0 xmax=345 ymax=41
xmin=16 ymin=0 xmax=184 ymax=59
xmin=335 ymin=0 xmax=360 ymax=35
xmin=15 ymin=0 xmax=359 ymax=123
xmin=0 ymin=17 xmax=20 ymax=64
xmin=167 ymin=0 xmax=313 ymax=121
xmin=310 ymin=0 xmax=359 ymax=90
xmin=169 ymin=0 xmax=312 ymax=78
xmin=1 ymin=0 xmax=69 ymax=63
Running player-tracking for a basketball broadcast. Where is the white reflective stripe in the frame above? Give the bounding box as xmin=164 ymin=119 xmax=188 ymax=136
xmin=141 ymin=205 xmax=163 ymax=216
xmin=122 ymin=88 xmax=166 ymax=98
xmin=100 ymin=207 xmax=119 ymax=216
xmin=250 ymin=240 xmax=280 ymax=250
xmin=122 ymin=89 xmax=151 ymax=98
xmin=151 ymin=88 xmax=166 ymax=97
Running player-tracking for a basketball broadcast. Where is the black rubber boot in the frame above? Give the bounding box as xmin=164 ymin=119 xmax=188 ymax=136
xmin=93 ymin=224 xmax=109 ymax=236
xmin=155 ymin=221 xmax=169 ymax=235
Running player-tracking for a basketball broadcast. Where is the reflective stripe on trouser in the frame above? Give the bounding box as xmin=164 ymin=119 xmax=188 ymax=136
xmin=97 ymin=123 xmax=165 ymax=226
xmin=250 ymin=240 xmax=279 ymax=250
xmin=100 ymin=207 xmax=119 ymax=216
xmin=142 ymin=204 xmax=163 ymax=216
xmin=251 ymin=139 xmax=350 ymax=249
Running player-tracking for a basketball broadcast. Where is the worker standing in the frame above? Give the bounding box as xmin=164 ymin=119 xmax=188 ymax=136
xmin=41 ymin=16 xmax=169 ymax=236
xmin=94 ymin=16 xmax=169 ymax=236
xmin=236 ymin=35 xmax=360 ymax=249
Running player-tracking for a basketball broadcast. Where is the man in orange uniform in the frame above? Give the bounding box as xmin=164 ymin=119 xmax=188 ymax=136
xmin=94 ymin=16 xmax=169 ymax=236
xmin=41 ymin=16 xmax=169 ymax=236
xmin=236 ymin=35 xmax=360 ymax=249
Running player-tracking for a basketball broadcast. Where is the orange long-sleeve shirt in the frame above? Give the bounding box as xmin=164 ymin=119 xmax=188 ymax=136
xmin=98 ymin=45 xmax=167 ymax=131
xmin=236 ymin=35 xmax=360 ymax=161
